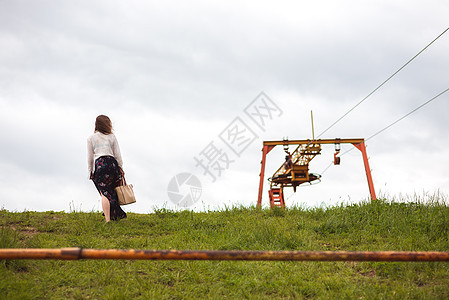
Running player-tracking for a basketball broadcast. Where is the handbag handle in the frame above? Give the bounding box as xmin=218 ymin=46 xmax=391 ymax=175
xmin=119 ymin=176 xmax=127 ymax=186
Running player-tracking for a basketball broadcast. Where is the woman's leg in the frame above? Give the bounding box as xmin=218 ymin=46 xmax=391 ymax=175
xmin=101 ymin=194 xmax=111 ymax=222
xmin=94 ymin=156 xmax=126 ymax=221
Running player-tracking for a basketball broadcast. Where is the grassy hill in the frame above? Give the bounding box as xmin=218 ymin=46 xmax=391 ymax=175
xmin=1 ymin=196 xmax=449 ymax=299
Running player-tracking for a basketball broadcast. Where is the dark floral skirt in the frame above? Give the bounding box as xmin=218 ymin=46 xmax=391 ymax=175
xmin=93 ymin=156 xmax=127 ymax=221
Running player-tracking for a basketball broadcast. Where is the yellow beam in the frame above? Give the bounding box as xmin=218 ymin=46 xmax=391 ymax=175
xmin=263 ymin=138 xmax=364 ymax=146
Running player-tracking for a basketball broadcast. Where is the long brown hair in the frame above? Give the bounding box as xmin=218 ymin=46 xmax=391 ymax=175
xmin=95 ymin=115 xmax=113 ymax=134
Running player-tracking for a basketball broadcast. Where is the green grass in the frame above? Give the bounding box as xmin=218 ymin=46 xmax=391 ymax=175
xmin=1 ymin=196 xmax=449 ymax=299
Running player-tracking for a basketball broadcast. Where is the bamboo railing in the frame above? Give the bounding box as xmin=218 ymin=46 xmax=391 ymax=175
xmin=1 ymin=248 xmax=449 ymax=262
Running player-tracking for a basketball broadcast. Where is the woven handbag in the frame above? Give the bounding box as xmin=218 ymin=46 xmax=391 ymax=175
xmin=115 ymin=177 xmax=136 ymax=205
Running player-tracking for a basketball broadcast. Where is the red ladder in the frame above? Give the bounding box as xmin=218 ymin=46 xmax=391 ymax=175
xmin=268 ymin=188 xmax=285 ymax=208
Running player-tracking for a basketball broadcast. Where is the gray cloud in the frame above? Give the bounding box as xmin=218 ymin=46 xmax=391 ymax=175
xmin=0 ymin=0 xmax=448 ymax=211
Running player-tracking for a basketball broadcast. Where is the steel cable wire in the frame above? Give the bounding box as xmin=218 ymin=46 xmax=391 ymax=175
xmin=316 ymin=27 xmax=449 ymax=139
xmin=320 ymin=87 xmax=449 ymax=176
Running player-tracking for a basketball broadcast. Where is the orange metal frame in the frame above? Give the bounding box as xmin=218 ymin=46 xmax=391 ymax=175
xmin=257 ymin=138 xmax=376 ymax=207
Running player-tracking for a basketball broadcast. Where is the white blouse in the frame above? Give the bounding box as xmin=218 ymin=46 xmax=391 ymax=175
xmin=87 ymin=132 xmax=123 ymax=178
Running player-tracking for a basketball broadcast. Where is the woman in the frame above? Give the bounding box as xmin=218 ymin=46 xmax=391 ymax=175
xmin=87 ymin=115 xmax=127 ymax=222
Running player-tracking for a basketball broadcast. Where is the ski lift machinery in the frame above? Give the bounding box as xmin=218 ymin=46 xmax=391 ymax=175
xmin=257 ymin=112 xmax=376 ymax=208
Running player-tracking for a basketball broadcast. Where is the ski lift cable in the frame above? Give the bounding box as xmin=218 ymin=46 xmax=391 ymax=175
xmin=320 ymin=87 xmax=449 ymax=175
xmin=316 ymin=27 xmax=449 ymax=139
xmin=343 ymin=87 xmax=448 ymax=158
xmin=364 ymin=87 xmax=449 ymax=142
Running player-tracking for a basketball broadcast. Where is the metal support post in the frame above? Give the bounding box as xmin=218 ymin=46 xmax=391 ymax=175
xmin=352 ymin=142 xmax=376 ymax=200
xmin=257 ymin=145 xmax=275 ymax=207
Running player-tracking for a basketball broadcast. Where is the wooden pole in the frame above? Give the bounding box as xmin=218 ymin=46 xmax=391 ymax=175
xmin=311 ymin=110 xmax=315 ymax=140
xmin=1 ymin=248 xmax=449 ymax=262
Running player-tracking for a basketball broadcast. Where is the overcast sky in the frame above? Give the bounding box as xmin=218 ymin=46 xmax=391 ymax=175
xmin=0 ymin=0 xmax=448 ymax=213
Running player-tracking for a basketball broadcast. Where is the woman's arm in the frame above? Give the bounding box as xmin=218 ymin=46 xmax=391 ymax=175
xmin=87 ymin=137 xmax=94 ymax=179
xmin=112 ymin=134 xmax=123 ymax=169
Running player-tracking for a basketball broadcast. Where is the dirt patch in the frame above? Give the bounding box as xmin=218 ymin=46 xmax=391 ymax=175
xmin=347 ymin=261 xmax=377 ymax=277
xmin=2 ymin=224 xmax=39 ymax=237
xmin=20 ymin=226 xmax=38 ymax=237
